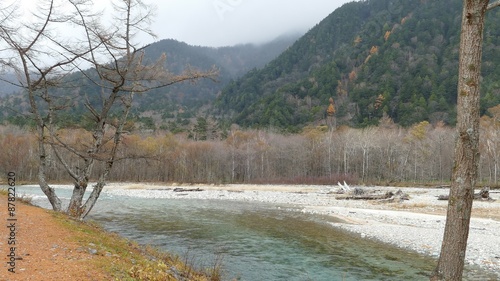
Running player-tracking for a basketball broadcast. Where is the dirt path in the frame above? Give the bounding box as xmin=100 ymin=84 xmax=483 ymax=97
xmin=0 ymin=194 xmax=109 ymax=281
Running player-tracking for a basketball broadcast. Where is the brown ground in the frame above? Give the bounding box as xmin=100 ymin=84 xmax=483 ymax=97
xmin=0 ymin=195 xmax=110 ymax=281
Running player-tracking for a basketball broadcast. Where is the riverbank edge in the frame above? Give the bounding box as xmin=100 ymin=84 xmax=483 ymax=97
xmin=0 ymin=191 xmax=222 ymax=281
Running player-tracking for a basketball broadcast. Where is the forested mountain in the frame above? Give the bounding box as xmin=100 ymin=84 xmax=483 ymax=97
xmin=0 ymin=35 xmax=299 ymax=129
xmin=3 ymin=0 xmax=500 ymax=132
xmin=0 ymin=73 xmax=20 ymax=97
xmin=133 ymin=35 xmax=300 ymax=127
xmin=215 ymin=0 xmax=500 ymax=130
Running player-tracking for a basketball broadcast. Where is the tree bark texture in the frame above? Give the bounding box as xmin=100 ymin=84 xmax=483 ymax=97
xmin=38 ymin=133 xmax=62 ymax=212
xmin=431 ymin=1 xmax=488 ymax=280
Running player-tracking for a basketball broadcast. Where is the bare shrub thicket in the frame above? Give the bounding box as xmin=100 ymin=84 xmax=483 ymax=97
xmin=3 ymin=121 xmax=496 ymax=186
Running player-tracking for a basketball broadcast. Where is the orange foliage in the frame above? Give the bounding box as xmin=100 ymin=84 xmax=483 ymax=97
xmin=349 ymin=70 xmax=357 ymax=81
xmin=354 ymin=36 xmax=362 ymax=46
xmin=384 ymin=31 xmax=391 ymax=41
xmin=327 ymin=97 xmax=336 ymax=116
xmin=374 ymin=94 xmax=385 ymax=110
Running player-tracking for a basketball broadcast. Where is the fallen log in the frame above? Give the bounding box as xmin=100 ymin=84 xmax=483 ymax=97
xmin=335 ymin=188 xmax=410 ymax=202
xmin=437 ymin=186 xmax=494 ymax=201
xmin=173 ymin=187 xmax=203 ymax=192
xmin=436 ymin=194 xmax=448 ymax=200
xmin=337 ymin=191 xmax=389 ymax=200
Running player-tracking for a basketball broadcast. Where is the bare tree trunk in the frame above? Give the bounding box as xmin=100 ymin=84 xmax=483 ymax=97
xmin=494 ymin=150 xmax=498 ymax=184
xmin=327 ymin=131 xmax=333 ymax=178
xmin=431 ymin=1 xmax=488 ymax=279
xmin=38 ymin=130 xmax=62 ymax=211
xmin=67 ymin=182 xmax=87 ymax=217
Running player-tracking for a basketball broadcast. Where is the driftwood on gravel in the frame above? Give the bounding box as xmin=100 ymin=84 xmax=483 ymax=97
xmin=437 ymin=186 xmax=495 ymax=201
xmin=173 ymin=187 xmax=203 ymax=192
xmin=335 ymin=188 xmax=409 ymax=202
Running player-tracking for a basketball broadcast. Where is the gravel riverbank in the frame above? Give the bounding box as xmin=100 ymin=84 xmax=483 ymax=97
xmin=105 ymin=183 xmax=500 ymax=278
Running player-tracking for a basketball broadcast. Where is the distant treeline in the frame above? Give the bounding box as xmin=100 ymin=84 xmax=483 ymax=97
xmin=2 ymin=111 xmax=500 ymax=187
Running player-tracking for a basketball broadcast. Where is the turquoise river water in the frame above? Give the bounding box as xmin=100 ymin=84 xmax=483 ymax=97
xmin=11 ymin=185 xmax=498 ymax=281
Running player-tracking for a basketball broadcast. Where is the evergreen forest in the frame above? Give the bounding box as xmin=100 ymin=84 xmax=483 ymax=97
xmin=216 ymin=0 xmax=500 ymax=130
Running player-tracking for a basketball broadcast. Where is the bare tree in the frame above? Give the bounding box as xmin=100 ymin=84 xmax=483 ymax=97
xmin=60 ymin=0 xmax=217 ymax=218
xmin=431 ymin=1 xmax=500 ymax=280
xmin=0 ymin=0 xmax=217 ymax=218
xmin=0 ymin=0 xmax=100 ymax=211
xmin=480 ymin=107 xmax=500 ymax=184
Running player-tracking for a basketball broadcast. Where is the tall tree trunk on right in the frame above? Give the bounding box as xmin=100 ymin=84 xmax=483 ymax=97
xmin=431 ymin=0 xmax=488 ymax=280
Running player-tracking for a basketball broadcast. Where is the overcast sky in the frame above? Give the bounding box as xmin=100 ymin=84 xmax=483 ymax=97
xmin=143 ymin=0 xmax=353 ymax=47
xmin=12 ymin=0 xmax=352 ymax=47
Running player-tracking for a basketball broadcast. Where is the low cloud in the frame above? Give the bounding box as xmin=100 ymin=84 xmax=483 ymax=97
xmin=149 ymin=0 xmax=352 ymax=46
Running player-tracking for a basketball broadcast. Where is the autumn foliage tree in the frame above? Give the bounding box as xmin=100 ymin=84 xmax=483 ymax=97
xmin=0 ymin=0 xmax=217 ymax=218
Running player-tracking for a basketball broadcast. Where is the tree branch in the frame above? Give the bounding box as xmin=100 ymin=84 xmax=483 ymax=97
xmin=48 ymin=132 xmax=88 ymax=160
xmin=49 ymin=141 xmax=79 ymax=181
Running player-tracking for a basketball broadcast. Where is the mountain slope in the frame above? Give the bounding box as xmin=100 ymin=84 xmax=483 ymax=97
xmin=135 ymin=35 xmax=300 ymax=118
xmin=0 ymin=35 xmax=299 ymax=128
xmin=215 ymin=0 xmax=500 ymax=130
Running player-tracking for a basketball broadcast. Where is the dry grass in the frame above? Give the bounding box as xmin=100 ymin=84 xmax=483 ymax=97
xmin=0 ymin=187 xmax=34 ymax=204
xmin=48 ymin=207 xmax=223 ymax=281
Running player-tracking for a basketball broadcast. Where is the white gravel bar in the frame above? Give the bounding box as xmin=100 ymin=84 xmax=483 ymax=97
xmin=104 ymin=183 xmax=500 ymax=277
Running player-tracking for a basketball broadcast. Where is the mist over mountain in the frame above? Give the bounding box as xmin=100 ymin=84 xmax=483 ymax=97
xmin=132 ymin=33 xmax=301 ymax=129
xmin=0 ymin=73 xmax=21 ymax=97
xmin=215 ymin=0 xmax=500 ymax=130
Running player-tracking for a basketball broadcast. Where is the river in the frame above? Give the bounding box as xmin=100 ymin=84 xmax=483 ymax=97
xmin=12 ymin=185 xmax=460 ymax=280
